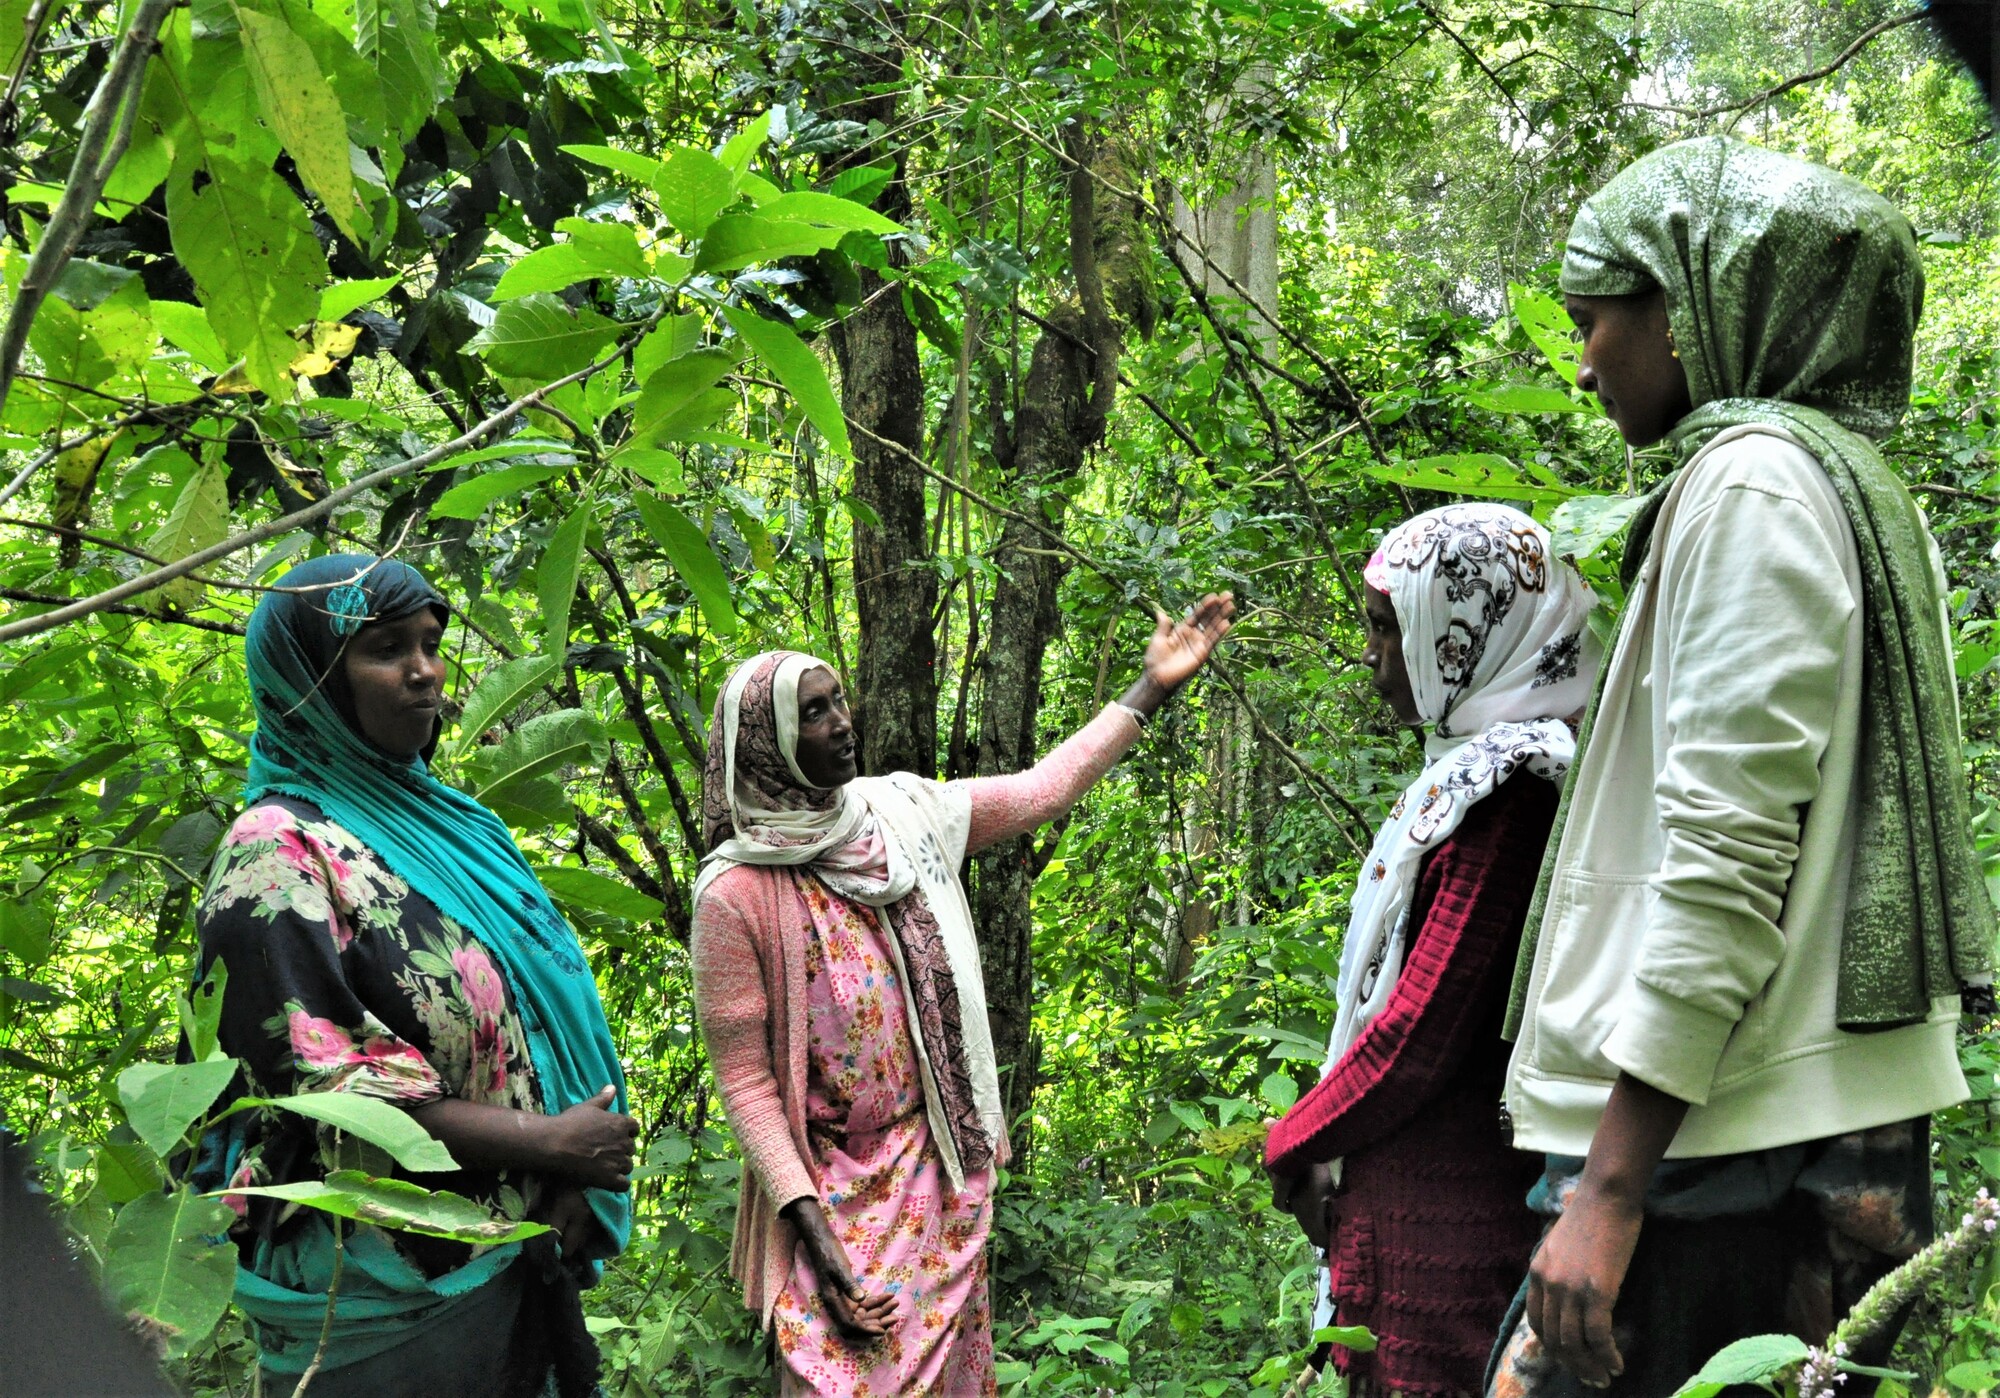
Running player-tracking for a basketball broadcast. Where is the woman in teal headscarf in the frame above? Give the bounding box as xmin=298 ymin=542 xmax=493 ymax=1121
xmin=1491 ymin=138 xmax=1992 ymax=1396
xmin=192 ymin=554 xmax=639 ymax=1398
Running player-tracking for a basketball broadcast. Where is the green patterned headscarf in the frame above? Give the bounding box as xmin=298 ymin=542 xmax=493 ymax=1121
xmin=1511 ymin=137 xmax=1992 ymax=1034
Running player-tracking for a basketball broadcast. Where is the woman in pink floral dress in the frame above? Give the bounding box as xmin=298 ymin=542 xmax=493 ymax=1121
xmin=691 ymin=593 xmax=1233 ymax=1397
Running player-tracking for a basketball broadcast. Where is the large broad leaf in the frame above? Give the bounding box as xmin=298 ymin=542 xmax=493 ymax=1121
xmin=494 ymin=243 xmax=622 ymax=301
xmin=465 ymin=709 xmax=608 ymax=804
xmin=142 ymin=453 xmax=229 ymax=613
xmin=653 ymin=147 xmax=738 ymax=236
xmin=178 ymin=959 xmax=229 ymax=1064
xmin=467 ymin=293 xmax=618 ymax=380
xmin=102 ymin=1189 xmax=237 ymax=1359
xmin=250 ymin=1091 xmax=458 ymax=1171
xmin=1310 ymin=1325 xmax=1377 ymax=1352
xmin=1510 ymin=283 xmax=1581 ymax=386
xmin=235 ymin=7 xmax=364 ymax=243
xmin=1365 ymin=453 xmax=1573 ymax=503
xmin=117 ymin=1058 xmax=241 ymax=1157
xmin=0 ymin=898 xmax=52 ymax=965
xmin=560 ymin=143 xmax=663 ymax=186
xmin=723 ymin=307 xmax=848 ymax=456
xmin=1669 ymin=1335 xmax=1809 ymax=1398
xmin=430 ymin=463 xmax=570 ymax=520
xmin=692 ymin=214 xmax=851 ymax=274
xmin=537 ymin=503 xmax=590 ymax=654
xmin=167 ymin=150 xmax=328 ymax=396
xmin=357 ymin=0 xmax=444 ymax=142
xmin=535 ymin=864 xmax=665 ymax=923
xmin=152 ymin=300 xmax=229 ymax=372
xmin=1463 ymin=382 xmax=1588 ymax=415
xmin=226 ymin=1171 xmax=550 ymax=1243
xmin=633 ymin=493 xmax=739 ymax=635
xmin=94 ymin=1131 xmax=165 ymax=1205
xmin=449 ymin=654 xmax=560 ymax=764
xmin=320 ymin=276 xmax=400 ymax=321
xmin=717 ymin=111 xmax=771 ymax=179
xmin=1548 ymin=493 xmax=1645 ymax=561
xmin=758 ymin=190 xmax=902 ymax=235
xmin=627 ymin=348 xmax=736 ymax=448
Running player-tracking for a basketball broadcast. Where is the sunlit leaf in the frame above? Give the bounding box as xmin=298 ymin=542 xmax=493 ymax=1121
xmin=226 ymin=1170 xmax=550 ymax=1243
xmin=102 ymin=1189 xmax=237 ymax=1358
xmin=723 ymin=307 xmax=848 ymax=455
xmin=117 ymin=1058 xmax=241 ymax=1157
xmin=633 ymin=493 xmax=739 ymax=635
xmin=449 ymin=654 xmax=561 ymax=764
xmin=236 ymin=7 xmax=365 ymax=243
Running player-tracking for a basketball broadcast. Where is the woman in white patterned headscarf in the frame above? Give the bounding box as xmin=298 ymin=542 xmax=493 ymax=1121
xmin=1265 ymin=502 xmax=1600 ymax=1398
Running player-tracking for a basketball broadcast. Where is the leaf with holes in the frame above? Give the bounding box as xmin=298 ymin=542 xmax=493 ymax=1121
xmin=723 ymin=307 xmax=848 ymax=456
xmin=1365 ymin=453 xmax=1573 ymax=503
xmin=226 ymin=1170 xmax=551 ymax=1243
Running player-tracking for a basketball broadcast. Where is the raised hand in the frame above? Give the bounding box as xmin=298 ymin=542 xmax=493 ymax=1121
xmin=1130 ymin=592 xmax=1235 ymax=711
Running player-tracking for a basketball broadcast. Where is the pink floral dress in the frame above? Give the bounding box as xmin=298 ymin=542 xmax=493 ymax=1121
xmin=196 ymin=798 xmax=544 ymax=1275
xmin=770 ymin=878 xmax=998 ymax=1397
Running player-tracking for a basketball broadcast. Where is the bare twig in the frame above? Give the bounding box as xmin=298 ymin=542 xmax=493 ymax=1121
xmin=0 ymin=326 xmax=653 ymax=644
xmin=1417 ymin=1 xmax=1533 ymax=132
xmin=0 ymin=585 xmax=246 ymax=635
xmin=1624 ymin=9 xmax=1926 ymax=123
xmin=0 ymin=0 xmax=178 ymax=431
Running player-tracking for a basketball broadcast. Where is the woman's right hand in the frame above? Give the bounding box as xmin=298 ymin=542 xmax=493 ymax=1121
xmin=544 ymin=1085 xmax=640 ymax=1191
xmin=1269 ymin=1159 xmax=1336 ymax=1250
xmin=783 ymin=1197 xmax=898 ymax=1342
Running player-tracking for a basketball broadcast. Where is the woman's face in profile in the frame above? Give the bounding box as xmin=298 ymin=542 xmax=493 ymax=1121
xmin=1566 ymin=289 xmax=1692 ymax=447
xmin=1362 ymin=589 xmax=1421 ymax=727
xmin=794 ymin=665 xmax=859 ymax=788
xmin=342 ymin=610 xmax=446 ymax=756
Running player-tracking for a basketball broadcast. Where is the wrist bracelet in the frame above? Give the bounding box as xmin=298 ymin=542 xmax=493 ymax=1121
xmin=1115 ymin=701 xmax=1149 ymax=730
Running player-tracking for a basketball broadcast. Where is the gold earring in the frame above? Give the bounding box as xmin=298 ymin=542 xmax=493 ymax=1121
xmin=1667 ymin=325 xmax=1680 ymax=360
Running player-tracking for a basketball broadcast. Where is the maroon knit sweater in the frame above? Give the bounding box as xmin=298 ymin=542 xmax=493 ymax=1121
xmin=1265 ymin=776 xmax=1556 ymax=1397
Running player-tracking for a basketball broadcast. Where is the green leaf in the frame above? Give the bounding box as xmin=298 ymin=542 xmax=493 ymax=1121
xmin=178 ymin=958 xmax=229 ymax=1064
xmin=717 ymin=111 xmax=771 ymax=180
xmin=631 ymin=313 xmax=705 ymax=384
xmin=142 ymin=454 xmax=230 ymax=612
xmin=615 ymin=446 xmax=683 ymax=494
xmin=554 ymin=217 xmax=650 ymax=279
xmin=827 ymin=163 xmax=894 ymax=205
xmin=225 ymin=1170 xmax=551 ymax=1243
xmin=492 ymin=245 xmax=603 ymax=301
xmin=628 ymin=348 xmax=737 ymax=448
xmin=1310 ymin=1325 xmax=1377 ymax=1352
xmin=152 ymin=300 xmax=229 ymax=372
xmin=235 ymin=6 xmax=364 ymax=244
xmin=1365 ymin=453 xmax=1573 ymax=503
xmin=1463 ymin=382 xmax=1588 ymax=415
xmin=465 ymin=709 xmax=608 ymax=804
xmin=560 ymin=143 xmax=663 ymax=186
xmin=1258 ymin=1070 xmax=1298 ymax=1112
xmin=0 ymin=898 xmax=53 ymax=966
xmin=1945 ymin=1363 xmax=2000 ymax=1393
xmin=320 ymin=276 xmax=400 ymax=321
xmin=156 ymin=808 xmax=224 ymax=886
xmin=692 ymin=213 xmax=851 ymax=274
xmin=117 ymin=1058 xmax=241 ymax=1157
xmin=758 ymin=190 xmax=902 ymax=235
xmin=537 ymin=502 xmax=590 ymax=653
xmin=535 ymin=865 xmax=666 ymax=923
xmin=633 ymin=493 xmax=740 ymax=635
xmin=0 ymin=0 xmax=36 ymax=78
xmin=167 ymin=151 xmax=328 ymax=396
xmin=102 ymin=1188 xmax=238 ymax=1359
xmin=255 ymin=1091 xmax=458 ymax=1171
xmin=429 ymin=464 xmax=570 ymax=520
xmin=466 ymin=293 xmax=618 ymax=380
xmin=1670 ymin=1335 xmax=1810 ymax=1398
xmin=358 ymin=0 xmax=444 ymax=142
xmin=1548 ymin=493 xmax=1644 ymax=561
xmin=723 ymin=307 xmax=848 ymax=456
xmin=449 ymin=654 xmax=560 ymax=764
xmin=95 ymin=1132 xmax=165 ymax=1205
xmin=1510 ymin=283 xmax=1580 ymax=387
xmin=653 ymin=146 xmax=738 ymax=236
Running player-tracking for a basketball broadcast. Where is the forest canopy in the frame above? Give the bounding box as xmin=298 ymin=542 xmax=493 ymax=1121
xmin=0 ymin=0 xmax=1996 ymax=1392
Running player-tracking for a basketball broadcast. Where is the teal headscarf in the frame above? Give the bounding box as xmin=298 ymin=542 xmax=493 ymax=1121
xmin=1507 ymin=137 xmax=1992 ymax=1036
xmin=227 ymin=554 xmax=630 ymax=1372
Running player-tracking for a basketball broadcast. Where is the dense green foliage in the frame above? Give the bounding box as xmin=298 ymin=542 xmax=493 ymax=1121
xmin=0 ymin=0 xmax=1995 ymax=1392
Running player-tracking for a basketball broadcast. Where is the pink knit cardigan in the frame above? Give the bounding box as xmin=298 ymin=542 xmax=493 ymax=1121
xmin=690 ymin=704 xmax=1140 ymax=1322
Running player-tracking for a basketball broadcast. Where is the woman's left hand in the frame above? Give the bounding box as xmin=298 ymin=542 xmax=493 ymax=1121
xmin=1139 ymin=592 xmax=1235 ymax=696
xmin=532 ymin=1184 xmax=602 ymax=1263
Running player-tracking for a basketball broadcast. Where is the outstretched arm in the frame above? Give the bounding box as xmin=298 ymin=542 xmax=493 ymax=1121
xmin=962 ymin=593 xmax=1233 ymax=854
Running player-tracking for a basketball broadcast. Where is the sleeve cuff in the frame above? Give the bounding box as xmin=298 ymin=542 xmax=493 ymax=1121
xmin=1600 ymin=979 xmax=1736 ymax=1107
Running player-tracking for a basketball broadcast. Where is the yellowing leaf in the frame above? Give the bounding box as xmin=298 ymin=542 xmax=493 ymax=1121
xmin=235 ymin=7 xmax=366 ymax=244
xmin=288 ymin=320 xmax=364 ymax=375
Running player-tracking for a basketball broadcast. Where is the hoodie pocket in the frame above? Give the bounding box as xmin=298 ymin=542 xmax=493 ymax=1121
xmin=1530 ymin=870 xmax=1654 ymax=1081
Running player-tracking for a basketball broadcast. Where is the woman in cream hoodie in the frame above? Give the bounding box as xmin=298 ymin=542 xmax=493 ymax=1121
xmin=1491 ymin=137 xmax=1993 ymax=1397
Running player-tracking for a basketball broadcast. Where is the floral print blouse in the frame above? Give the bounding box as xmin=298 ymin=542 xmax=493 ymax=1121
xmin=196 ymin=797 xmax=543 ymax=1271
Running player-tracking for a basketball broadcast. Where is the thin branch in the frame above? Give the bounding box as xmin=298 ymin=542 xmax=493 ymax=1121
xmin=289 ymin=1220 xmax=344 ymax=1398
xmin=0 ymin=0 xmax=178 ymax=426
xmin=1624 ymin=9 xmax=1926 ymax=122
xmin=0 ymin=585 xmax=247 ymax=635
xmin=0 ymin=324 xmax=655 ymax=645
xmin=1416 ymin=1 xmax=1533 ymax=132
xmin=1911 ymin=481 xmax=2000 ymax=507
